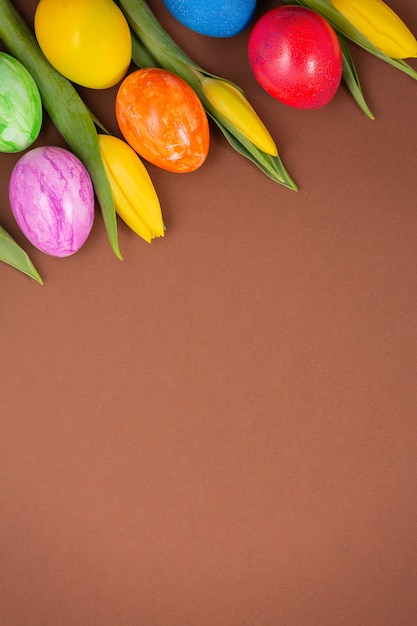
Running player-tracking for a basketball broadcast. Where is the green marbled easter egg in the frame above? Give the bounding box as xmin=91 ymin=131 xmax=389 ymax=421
xmin=0 ymin=52 xmax=42 ymax=153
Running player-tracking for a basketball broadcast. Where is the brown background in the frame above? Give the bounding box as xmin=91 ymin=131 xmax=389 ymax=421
xmin=1 ymin=1 xmax=417 ymax=624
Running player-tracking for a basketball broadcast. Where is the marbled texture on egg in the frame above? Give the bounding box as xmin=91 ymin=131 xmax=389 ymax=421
xmin=9 ymin=146 xmax=95 ymax=257
xmin=0 ymin=52 xmax=43 ymax=153
xmin=116 ymin=68 xmax=210 ymax=173
xmin=163 ymin=0 xmax=256 ymax=38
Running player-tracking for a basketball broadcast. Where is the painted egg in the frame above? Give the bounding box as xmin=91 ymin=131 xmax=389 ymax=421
xmin=116 ymin=68 xmax=210 ymax=173
xmin=34 ymin=0 xmax=131 ymax=89
xmin=248 ymin=6 xmax=343 ymax=110
xmin=9 ymin=146 xmax=95 ymax=257
xmin=0 ymin=52 xmax=42 ymax=153
xmin=163 ymin=0 xmax=257 ymax=37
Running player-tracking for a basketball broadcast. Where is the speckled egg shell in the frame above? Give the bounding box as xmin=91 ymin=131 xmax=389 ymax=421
xmin=248 ymin=6 xmax=342 ymax=110
xmin=9 ymin=146 xmax=95 ymax=257
xmin=163 ymin=0 xmax=257 ymax=38
xmin=0 ymin=52 xmax=43 ymax=153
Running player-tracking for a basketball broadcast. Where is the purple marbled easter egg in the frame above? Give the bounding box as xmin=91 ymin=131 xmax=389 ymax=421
xmin=9 ymin=146 xmax=94 ymax=257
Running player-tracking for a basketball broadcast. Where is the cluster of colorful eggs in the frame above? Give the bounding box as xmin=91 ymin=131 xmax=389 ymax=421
xmin=1 ymin=0 xmax=344 ymax=258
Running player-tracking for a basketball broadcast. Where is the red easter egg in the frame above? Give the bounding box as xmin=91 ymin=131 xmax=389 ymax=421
xmin=248 ymin=6 xmax=343 ymax=110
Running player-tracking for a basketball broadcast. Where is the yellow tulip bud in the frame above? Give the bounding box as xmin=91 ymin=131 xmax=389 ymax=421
xmin=98 ymin=134 xmax=164 ymax=243
xmin=330 ymin=0 xmax=417 ymax=58
xmin=201 ymin=77 xmax=278 ymax=156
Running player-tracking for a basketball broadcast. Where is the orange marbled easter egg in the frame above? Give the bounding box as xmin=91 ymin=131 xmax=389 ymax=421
xmin=115 ymin=68 xmax=210 ymax=173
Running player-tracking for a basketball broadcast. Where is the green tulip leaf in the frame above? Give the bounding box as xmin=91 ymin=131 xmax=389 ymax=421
xmin=338 ymin=34 xmax=375 ymax=119
xmin=0 ymin=224 xmax=43 ymax=284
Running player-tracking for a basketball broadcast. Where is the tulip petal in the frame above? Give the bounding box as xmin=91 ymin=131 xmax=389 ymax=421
xmin=102 ymin=162 xmax=155 ymax=242
xmin=201 ymin=78 xmax=278 ymax=156
xmin=98 ymin=134 xmax=164 ymax=241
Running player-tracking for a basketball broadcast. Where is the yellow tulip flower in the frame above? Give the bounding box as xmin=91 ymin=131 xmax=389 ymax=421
xmin=330 ymin=0 xmax=417 ymax=59
xmin=98 ymin=134 xmax=164 ymax=243
xmin=200 ymin=77 xmax=278 ymax=156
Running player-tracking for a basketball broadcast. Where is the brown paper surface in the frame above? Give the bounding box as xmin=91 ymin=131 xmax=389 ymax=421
xmin=1 ymin=1 xmax=417 ymax=624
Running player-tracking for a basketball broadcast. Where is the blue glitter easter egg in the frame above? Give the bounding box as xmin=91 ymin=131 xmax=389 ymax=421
xmin=163 ymin=0 xmax=256 ymax=38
